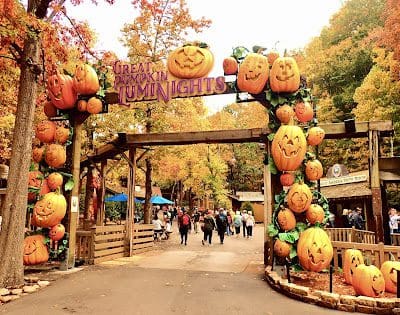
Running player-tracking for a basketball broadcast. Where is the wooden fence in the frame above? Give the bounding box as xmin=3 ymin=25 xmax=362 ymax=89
xmin=391 ymin=233 xmax=400 ymax=246
xmin=326 ymin=227 xmax=376 ymax=244
xmin=75 ymin=223 xmax=154 ymax=264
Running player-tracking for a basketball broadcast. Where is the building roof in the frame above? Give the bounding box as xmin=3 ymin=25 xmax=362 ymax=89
xmin=229 ymin=191 xmax=264 ymax=202
xmin=320 ymin=181 xmax=371 ymax=200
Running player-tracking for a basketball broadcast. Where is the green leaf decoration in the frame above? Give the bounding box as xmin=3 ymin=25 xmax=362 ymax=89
xmin=268 ymin=156 xmax=278 ymax=175
xmin=267 ymin=133 xmax=275 ymax=141
xmin=295 ymin=222 xmax=307 ymax=233
xmin=64 ymin=177 xmax=75 ymax=191
xmin=232 ymin=46 xmax=250 ymax=61
xmin=278 ymin=230 xmax=299 ymax=244
xmin=289 ymin=246 xmax=297 ymax=259
xmin=267 ymin=224 xmax=279 ymax=237
xmin=292 ymin=264 xmax=304 ymax=272
xmin=265 ymin=90 xmax=272 ymax=102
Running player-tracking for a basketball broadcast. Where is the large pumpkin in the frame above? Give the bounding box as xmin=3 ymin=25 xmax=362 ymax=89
xmin=297 ymin=227 xmax=333 ymax=272
xmin=276 ymin=104 xmax=295 ymax=124
xmin=167 ymin=44 xmax=214 ymax=79
xmin=274 ymin=239 xmax=291 ymax=258
xmin=49 ymin=223 xmax=66 ymax=241
xmin=73 ymin=63 xmax=100 ymax=95
xmin=305 ymin=204 xmax=325 ymax=225
xmin=23 ymin=234 xmax=49 ymax=265
xmin=269 ymin=57 xmax=300 ymax=93
xmin=45 ymin=144 xmax=66 ymax=168
xmin=237 ymin=53 xmax=269 ymax=94
xmin=287 ymin=182 xmax=312 ymax=214
xmin=277 ymin=207 xmax=296 ymax=231
xmin=35 ymin=120 xmax=56 ymax=143
xmin=32 ymin=192 xmax=67 ymax=228
xmin=352 ymin=264 xmax=385 ymax=297
xmin=222 ymin=57 xmax=238 ymax=75
xmin=305 ymin=159 xmax=323 ymax=181
xmin=380 ymin=260 xmax=400 ymax=293
xmin=307 ymin=126 xmax=325 ymax=146
xmin=294 ymin=101 xmax=313 ymax=123
xmin=343 ymin=249 xmax=364 ymax=285
xmin=271 ymin=125 xmax=307 ymax=171
xmin=47 ymin=72 xmax=77 ymax=110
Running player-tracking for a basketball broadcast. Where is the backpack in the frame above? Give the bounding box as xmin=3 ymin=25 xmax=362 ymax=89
xmin=182 ymin=214 xmax=190 ymax=226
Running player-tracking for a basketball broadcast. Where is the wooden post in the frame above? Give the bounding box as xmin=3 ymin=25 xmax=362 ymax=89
xmin=369 ymin=130 xmax=384 ymax=242
xmin=83 ymin=166 xmax=94 ymax=230
xmin=127 ymin=147 xmax=136 ymax=256
xmin=96 ymin=160 xmax=107 ymax=226
xmin=63 ymin=121 xmax=82 ymax=270
xmin=264 ymin=141 xmax=273 ymax=266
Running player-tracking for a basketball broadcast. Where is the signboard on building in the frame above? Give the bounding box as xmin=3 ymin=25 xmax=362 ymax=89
xmin=320 ymin=174 xmax=368 ymax=187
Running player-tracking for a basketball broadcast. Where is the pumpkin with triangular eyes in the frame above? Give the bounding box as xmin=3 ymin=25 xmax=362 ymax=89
xmin=380 ymin=260 xmax=400 ymax=293
xmin=237 ymin=53 xmax=269 ymax=94
xmin=23 ymin=235 xmax=49 ymax=265
xmin=343 ymin=249 xmax=364 ymax=285
xmin=270 ymin=57 xmax=300 ymax=93
xmin=352 ymin=264 xmax=385 ymax=297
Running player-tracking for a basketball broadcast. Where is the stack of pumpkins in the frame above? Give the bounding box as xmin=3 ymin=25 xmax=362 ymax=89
xmin=24 ymin=63 xmax=101 ymax=266
xmin=223 ymin=50 xmax=333 ymax=272
xmin=343 ymin=248 xmax=400 ymax=297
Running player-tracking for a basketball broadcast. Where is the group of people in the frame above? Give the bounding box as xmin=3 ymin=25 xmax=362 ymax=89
xmin=341 ymin=207 xmax=365 ymax=230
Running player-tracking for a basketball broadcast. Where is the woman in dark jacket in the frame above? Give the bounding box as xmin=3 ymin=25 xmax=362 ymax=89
xmin=202 ymin=210 xmax=216 ymax=246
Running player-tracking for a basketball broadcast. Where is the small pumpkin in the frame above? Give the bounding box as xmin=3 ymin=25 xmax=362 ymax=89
xmin=77 ymin=99 xmax=87 ymax=112
xmin=28 ymin=172 xmax=50 ymax=202
xmin=307 ymin=126 xmax=325 ymax=146
xmin=274 ymin=239 xmax=291 ymax=258
xmin=54 ymin=126 xmax=70 ymax=144
xmin=45 ymin=144 xmax=66 ymax=168
xmin=44 ymin=101 xmax=58 ymax=118
xmin=276 ymin=104 xmax=295 ymax=124
xmin=47 ymin=72 xmax=77 ymax=110
xmin=294 ymin=101 xmax=313 ymax=123
xmin=343 ymin=249 xmax=364 ymax=285
xmin=73 ymin=63 xmax=100 ymax=95
xmin=280 ymin=172 xmax=295 ymax=187
xmin=277 ymin=207 xmax=296 ymax=231
xmin=32 ymin=146 xmax=45 ymax=163
xmin=222 ymin=57 xmax=238 ymax=75
xmin=297 ymin=227 xmax=333 ymax=272
xmin=305 ymin=204 xmax=325 ymax=225
xmin=352 ymin=264 xmax=385 ymax=297
xmin=87 ymin=97 xmax=103 ymax=114
xmin=35 ymin=120 xmax=57 ymax=143
xmin=47 ymin=172 xmax=63 ymax=191
xmin=267 ymin=51 xmax=279 ymax=66
xmin=305 ymin=159 xmax=323 ymax=181
xmin=380 ymin=260 xmax=400 ymax=293
xmin=49 ymin=223 xmax=66 ymax=241
xmin=237 ymin=53 xmax=269 ymax=94
xmin=32 ymin=191 xmax=67 ymax=228
xmin=271 ymin=124 xmax=307 ymax=171
xmin=23 ymin=234 xmax=49 ymax=266
xmin=269 ymin=56 xmax=300 ymax=93
xmin=287 ymin=182 xmax=312 ymax=213
xmin=167 ymin=43 xmax=214 ymax=79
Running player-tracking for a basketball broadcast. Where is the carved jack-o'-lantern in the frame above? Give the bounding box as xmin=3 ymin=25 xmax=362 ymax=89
xmin=167 ymin=44 xmax=214 ymax=79
xmin=32 ymin=192 xmax=67 ymax=228
xmin=307 ymin=126 xmax=325 ymax=146
xmin=276 ymin=104 xmax=295 ymax=124
xmin=305 ymin=159 xmax=323 ymax=181
xmin=222 ymin=57 xmax=238 ymax=75
xmin=49 ymin=223 xmax=66 ymax=241
xmin=274 ymin=239 xmax=291 ymax=258
xmin=270 ymin=57 xmax=300 ymax=93
xmin=294 ymin=101 xmax=313 ymax=123
xmin=277 ymin=207 xmax=296 ymax=231
xmin=47 ymin=172 xmax=63 ymax=191
xmin=237 ymin=53 xmax=269 ymax=94
xmin=343 ymin=249 xmax=364 ymax=285
xmin=352 ymin=264 xmax=385 ymax=297
xmin=305 ymin=204 xmax=325 ymax=225
xmin=380 ymin=260 xmax=400 ymax=293
xmin=35 ymin=120 xmax=57 ymax=144
xmin=28 ymin=171 xmax=50 ymax=202
xmin=287 ymin=182 xmax=312 ymax=213
xmin=297 ymin=227 xmax=333 ymax=272
xmin=45 ymin=144 xmax=66 ymax=168
xmin=271 ymin=125 xmax=307 ymax=171
xmin=23 ymin=234 xmax=49 ymax=265
xmin=73 ymin=63 xmax=100 ymax=95
xmin=47 ymin=72 xmax=77 ymax=110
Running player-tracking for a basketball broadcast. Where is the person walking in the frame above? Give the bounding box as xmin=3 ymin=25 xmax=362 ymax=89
xmin=389 ymin=208 xmax=400 ymax=234
xmin=202 ymin=210 xmax=216 ymax=246
xmin=215 ymin=208 xmax=228 ymax=244
xmin=246 ymin=211 xmax=255 ymax=239
xmin=241 ymin=210 xmax=249 ymax=238
xmin=226 ymin=211 xmax=233 ymax=236
xmin=178 ymin=208 xmax=191 ymax=245
xmin=352 ymin=207 xmax=365 ymax=230
xmin=192 ymin=209 xmax=200 ymax=234
xmin=233 ymin=211 xmax=242 ymax=238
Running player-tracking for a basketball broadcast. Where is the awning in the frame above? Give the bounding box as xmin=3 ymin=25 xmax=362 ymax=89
xmin=320 ymin=182 xmax=371 ymax=200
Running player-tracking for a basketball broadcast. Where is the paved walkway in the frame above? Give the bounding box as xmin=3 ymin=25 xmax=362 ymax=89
xmin=1 ymin=224 xmax=356 ymax=315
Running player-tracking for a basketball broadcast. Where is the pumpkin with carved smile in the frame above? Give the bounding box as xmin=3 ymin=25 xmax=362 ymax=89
xmin=287 ymin=182 xmax=312 ymax=213
xmin=305 ymin=159 xmax=323 ymax=181
xmin=270 ymin=56 xmax=300 ymax=93
xmin=352 ymin=264 xmax=385 ymax=297
xmin=305 ymin=204 xmax=325 ymax=225
xmin=45 ymin=144 xmax=66 ymax=168
xmin=23 ymin=234 xmax=49 ymax=265
xmin=73 ymin=63 xmax=100 ymax=95
xmin=297 ymin=227 xmax=333 ymax=272
xmin=47 ymin=72 xmax=77 ymax=110
xmin=35 ymin=120 xmax=56 ymax=144
xmin=380 ymin=260 xmax=400 ymax=293
xmin=307 ymin=126 xmax=325 ymax=146
xmin=237 ymin=53 xmax=269 ymax=94
xmin=343 ymin=249 xmax=364 ymax=285
xmin=271 ymin=124 xmax=307 ymax=171
xmin=32 ymin=192 xmax=67 ymax=228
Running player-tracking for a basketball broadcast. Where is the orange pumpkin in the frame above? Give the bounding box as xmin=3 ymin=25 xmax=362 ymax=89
xmin=73 ymin=63 xmax=100 ymax=95
xmin=28 ymin=171 xmax=50 ymax=202
xmin=276 ymin=104 xmax=295 ymax=124
xmin=47 ymin=72 xmax=77 ymax=110
xmin=280 ymin=172 xmax=295 ymax=187
xmin=32 ymin=192 xmax=67 ymax=228
xmin=237 ymin=53 xmax=269 ymax=94
xmin=305 ymin=204 xmax=325 ymax=225
xmin=47 ymin=172 xmax=63 ymax=191
xmin=167 ymin=44 xmax=214 ymax=79
xmin=287 ymin=182 xmax=312 ymax=213
xmin=54 ymin=126 xmax=70 ymax=144
xmin=343 ymin=249 xmax=364 ymax=285
xmin=77 ymin=99 xmax=87 ymax=112
xmin=305 ymin=159 xmax=323 ymax=181
xmin=380 ymin=260 xmax=400 ymax=293
xmin=49 ymin=223 xmax=66 ymax=241
xmin=23 ymin=235 xmax=49 ymax=265
xmin=267 ymin=51 xmax=279 ymax=66
xmin=222 ymin=57 xmax=238 ymax=75
xmin=277 ymin=207 xmax=296 ymax=231
xmin=269 ymin=57 xmax=300 ymax=93
xmin=294 ymin=101 xmax=313 ymax=123
xmin=307 ymin=126 xmax=325 ymax=146
xmin=32 ymin=146 xmax=45 ymax=163
xmin=297 ymin=227 xmax=333 ymax=272
xmin=352 ymin=264 xmax=385 ymax=297
xmin=35 ymin=120 xmax=56 ymax=143
xmin=45 ymin=144 xmax=66 ymax=168
xmin=271 ymin=124 xmax=307 ymax=171
xmin=274 ymin=239 xmax=291 ymax=258
xmin=44 ymin=101 xmax=58 ymax=118
xmin=87 ymin=97 xmax=103 ymax=114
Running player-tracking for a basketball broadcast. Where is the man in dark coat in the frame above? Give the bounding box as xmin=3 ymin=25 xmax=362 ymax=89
xmin=215 ymin=208 xmax=228 ymax=244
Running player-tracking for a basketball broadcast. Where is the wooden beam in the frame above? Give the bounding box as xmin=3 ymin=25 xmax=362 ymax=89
xmin=378 ymin=157 xmax=400 ymax=172
xmin=320 ymin=120 xmax=393 ymax=139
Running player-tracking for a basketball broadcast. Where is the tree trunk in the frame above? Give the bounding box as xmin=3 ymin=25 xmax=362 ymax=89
xmin=144 ymin=158 xmax=152 ymax=224
xmin=0 ymin=33 xmax=39 ymax=287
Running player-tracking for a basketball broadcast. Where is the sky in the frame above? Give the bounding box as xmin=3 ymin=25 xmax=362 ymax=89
xmin=66 ymin=0 xmax=345 ymax=112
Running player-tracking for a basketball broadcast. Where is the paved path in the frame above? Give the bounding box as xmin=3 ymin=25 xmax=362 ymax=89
xmin=1 ymin=224 xmax=357 ymax=315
